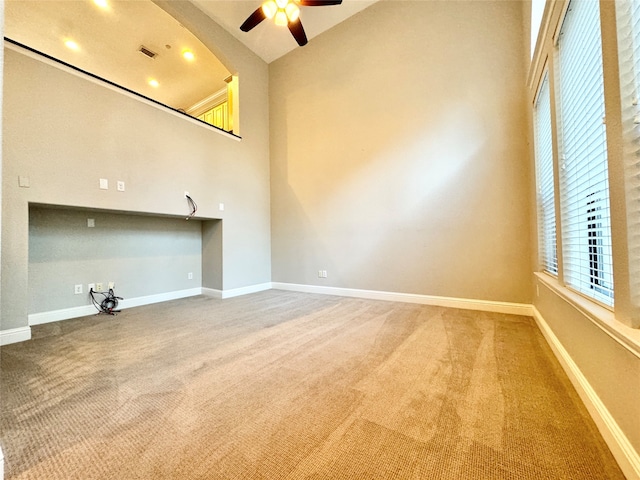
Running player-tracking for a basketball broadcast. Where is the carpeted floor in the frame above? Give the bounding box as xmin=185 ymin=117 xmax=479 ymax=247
xmin=0 ymin=290 xmax=625 ymax=479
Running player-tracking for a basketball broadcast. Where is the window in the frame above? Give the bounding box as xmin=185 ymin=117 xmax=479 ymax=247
xmin=616 ymin=0 xmax=640 ymax=308
xmin=556 ymin=0 xmax=614 ymax=305
xmin=534 ymin=73 xmax=558 ymax=275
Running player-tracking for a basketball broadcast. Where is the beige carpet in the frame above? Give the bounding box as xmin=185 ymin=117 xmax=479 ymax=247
xmin=0 ymin=290 xmax=625 ymax=479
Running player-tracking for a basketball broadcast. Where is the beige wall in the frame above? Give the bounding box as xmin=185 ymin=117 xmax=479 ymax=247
xmin=535 ymin=277 xmax=640 ymax=467
xmin=1 ymin=4 xmax=271 ymax=331
xmin=269 ymin=0 xmax=532 ymax=303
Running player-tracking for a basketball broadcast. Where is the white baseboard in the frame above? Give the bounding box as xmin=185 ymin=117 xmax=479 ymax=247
xmin=202 ymin=283 xmax=272 ymax=299
xmin=119 ymin=288 xmax=202 ymax=309
xmin=219 ymin=282 xmax=272 ymax=299
xmin=201 ymin=287 xmax=223 ymax=299
xmin=28 ymin=305 xmax=96 ymax=326
xmin=0 ymin=326 xmax=32 ymax=346
xmin=1 ymin=444 xmax=4 ymax=480
xmin=27 ymin=288 xmax=203 ymax=327
xmin=271 ymin=282 xmax=533 ymax=316
xmin=532 ymin=307 xmax=640 ymax=480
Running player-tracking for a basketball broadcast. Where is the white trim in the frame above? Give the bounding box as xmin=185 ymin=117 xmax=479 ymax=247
xmin=219 ymin=282 xmax=272 ymax=299
xmin=0 ymin=326 xmax=32 ymax=346
xmin=271 ymin=283 xmax=533 ymax=316
xmin=0 ymin=445 xmax=4 ymax=480
xmin=535 ymin=272 xmax=640 ymax=357
xmin=119 ymin=288 xmax=202 ymax=309
xmin=28 ymin=288 xmax=202 ymax=326
xmin=26 ymin=284 xmax=274 ymax=328
xmin=29 ymin=305 xmax=96 ymax=325
xmin=186 ymin=87 xmax=227 ymax=117
xmin=532 ymin=307 xmax=640 ymax=480
xmin=4 ymin=40 xmax=240 ymax=141
xmin=201 ymin=287 xmax=223 ymax=299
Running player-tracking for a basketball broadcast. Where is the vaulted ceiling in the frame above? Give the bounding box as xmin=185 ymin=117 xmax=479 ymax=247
xmin=192 ymin=0 xmax=379 ymax=64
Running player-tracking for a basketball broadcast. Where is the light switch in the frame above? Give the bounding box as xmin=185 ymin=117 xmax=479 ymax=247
xmin=18 ymin=176 xmax=30 ymax=188
xmin=87 ymin=218 xmax=95 ymax=228
xmin=99 ymin=178 xmax=108 ymax=190
xmin=219 ymin=203 xmax=225 ymax=211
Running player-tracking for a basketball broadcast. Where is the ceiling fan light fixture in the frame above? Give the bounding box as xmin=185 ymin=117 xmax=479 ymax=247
xmin=285 ymin=3 xmax=300 ymax=22
xmin=262 ymin=1 xmax=277 ymax=19
xmin=275 ymin=0 xmax=289 ymax=9
xmin=274 ymin=10 xmax=288 ymax=26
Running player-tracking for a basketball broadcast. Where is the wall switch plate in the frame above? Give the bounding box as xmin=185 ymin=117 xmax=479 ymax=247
xmin=188 ymin=272 xmax=193 ymax=280
xmin=87 ymin=218 xmax=95 ymax=228
xmin=99 ymin=178 xmax=109 ymax=190
xmin=219 ymin=203 xmax=225 ymax=211
xmin=117 ymin=181 xmax=125 ymax=192
xmin=322 ymin=270 xmax=328 ymax=278
xmin=18 ymin=176 xmax=30 ymax=188
xmin=74 ymin=284 xmax=83 ymax=294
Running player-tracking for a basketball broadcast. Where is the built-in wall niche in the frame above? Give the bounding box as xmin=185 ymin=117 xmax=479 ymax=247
xmin=28 ymin=205 xmax=221 ymax=319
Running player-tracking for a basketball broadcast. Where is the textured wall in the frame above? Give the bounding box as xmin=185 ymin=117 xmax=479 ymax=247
xmin=269 ymin=1 xmax=532 ymax=303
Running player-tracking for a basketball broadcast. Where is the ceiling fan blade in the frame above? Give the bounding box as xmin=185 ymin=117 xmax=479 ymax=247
xmin=240 ymin=7 xmax=266 ymax=32
xmin=298 ymin=0 xmax=342 ymax=5
xmin=288 ymin=18 xmax=308 ymax=46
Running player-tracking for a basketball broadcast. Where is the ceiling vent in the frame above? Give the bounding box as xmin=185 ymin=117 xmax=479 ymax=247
xmin=138 ymin=45 xmax=157 ymax=59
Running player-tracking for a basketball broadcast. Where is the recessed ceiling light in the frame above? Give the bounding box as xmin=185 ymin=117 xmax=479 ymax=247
xmin=93 ymin=0 xmax=109 ymax=9
xmin=148 ymin=79 xmax=159 ymax=88
xmin=64 ymin=39 xmax=80 ymax=51
xmin=182 ymin=50 xmax=195 ymax=61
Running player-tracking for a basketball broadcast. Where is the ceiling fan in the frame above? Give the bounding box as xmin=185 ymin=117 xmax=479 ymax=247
xmin=240 ymin=0 xmax=343 ymax=47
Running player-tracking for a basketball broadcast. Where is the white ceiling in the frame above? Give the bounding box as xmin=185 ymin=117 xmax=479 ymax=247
xmin=192 ymin=0 xmax=380 ymax=64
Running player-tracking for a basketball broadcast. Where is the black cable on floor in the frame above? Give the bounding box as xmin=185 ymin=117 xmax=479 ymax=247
xmin=89 ymin=288 xmax=123 ymax=315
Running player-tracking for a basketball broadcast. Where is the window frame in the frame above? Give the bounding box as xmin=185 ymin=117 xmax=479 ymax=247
xmin=528 ymin=0 xmax=640 ymax=328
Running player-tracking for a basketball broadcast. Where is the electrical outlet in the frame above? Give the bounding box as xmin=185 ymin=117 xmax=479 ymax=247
xmin=74 ymin=284 xmax=83 ymax=294
xmin=322 ymin=270 xmax=328 ymax=278
xmin=184 ymin=191 xmax=190 ymax=198
xmin=318 ymin=270 xmax=323 ymax=278
xmin=108 ymin=281 xmax=115 ymax=289
xmin=96 ymin=282 xmax=104 ymax=292
xmin=117 ymin=181 xmax=125 ymax=192
xmin=87 ymin=218 xmax=95 ymax=228
xmin=88 ymin=283 xmax=95 ymax=292
xmin=99 ymin=178 xmax=108 ymax=190
xmin=188 ymin=272 xmax=193 ymax=280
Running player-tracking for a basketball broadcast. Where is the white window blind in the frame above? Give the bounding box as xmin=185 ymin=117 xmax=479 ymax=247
xmin=534 ymin=73 xmax=558 ymax=275
xmin=556 ymin=0 xmax=614 ymax=305
xmin=616 ymin=0 xmax=640 ymax=308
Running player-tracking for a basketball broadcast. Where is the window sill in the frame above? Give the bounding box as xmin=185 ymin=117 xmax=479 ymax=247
xmin=534 ymin=272 xmax=640 ymax=359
